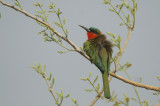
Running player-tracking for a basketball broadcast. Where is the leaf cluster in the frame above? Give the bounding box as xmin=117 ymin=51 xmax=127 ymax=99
xmin=13 ymin=0 xmax=23 ymax=10
xmin=71 ymin=98 xmax=78 ymax=106
xmin=103 ymin=0 xmax=137 ymax=29
xmin=31 ymin=63 xmax=70 ymax=106
xmin=81 ymin=72 xmax=102 ymax=98
xmin=33 ymin=2 xmax=71 ymax=53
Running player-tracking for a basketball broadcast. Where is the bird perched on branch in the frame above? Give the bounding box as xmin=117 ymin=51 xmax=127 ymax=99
xmin=79 ymin=25 xmax=113 ymax=99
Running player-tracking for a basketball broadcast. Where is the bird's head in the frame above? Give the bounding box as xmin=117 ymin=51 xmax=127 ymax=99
xmin=79 ymin=25 xmax=102 ymax=40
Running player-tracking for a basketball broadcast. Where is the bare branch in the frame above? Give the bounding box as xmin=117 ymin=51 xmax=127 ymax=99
xmin=110 ymin=72 xmax=160 ymax=92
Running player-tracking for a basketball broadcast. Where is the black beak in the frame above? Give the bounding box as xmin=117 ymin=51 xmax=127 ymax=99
xmin=79 ymin=25 xmax=90 ymax=32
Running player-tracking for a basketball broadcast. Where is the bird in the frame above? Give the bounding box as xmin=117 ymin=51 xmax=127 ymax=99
xmin=79 ymin=25 xmax=113 ymax=99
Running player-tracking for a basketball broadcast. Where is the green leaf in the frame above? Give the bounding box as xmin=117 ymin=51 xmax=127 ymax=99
xmin=107 ymin=32 xmax=115 ymax=38
xmin=48 ymin=72 xmax=52 ymax=81
xmin=96 ymin=83 xmax=100 ymax=91
xmin=103 ymin=0 xmax=108 ymax=4
xmin=34 ymin=2 xmax=41 ymax=7
xmin=52 ymin=77 xmax=55 ymax=85
xmin=108 ymin=8 xmax=115 ymax=12
xmin=120 ymin=23 xmax=124 ymax=26
xmin=44 ymin=64 xmax=46 ymax=72
xmin=103 ymin=0 xmax=110 ymax=4
xmin=65 ymin=29 xmax=68 ymax=37
xmin=131 ymin=97 xmax=137 ymax=102
xmin=138 ymin=77 xmax=142 ymax=83
xmin=57 ymin=51 xmax=68 ymax=54
xmin=88 ymin=72 xmax=91 ymax=79
xmin=60 ymin=89 xmax=63 ymax=96
xmin=63 ymin=17 xmax=66 ymax=25
xmin=126 ymin=14 xmax=130 ymax=23
xmin=153 ymin=92 xmax=160 ymax=95
xmin=85 ymin=89 xmax=94 ymax=92
xmin=57 ymin=8 xmax=62 ymax=15
xmin=80 ymin=46 xmax=83 ymax=51
xmin=14 ymin=2 xmax=19 ymax=6
xmin=157 ymin=76 xmax=160 ymax=81
xmin=71 ymin=98 xmax=77 ymax=104
xmin=80 ymin=78 xmax=88 ymax=81
xmin=51 ymin=36 xmax=57 ymax=42
xmin=117 ymin=34 xmax=122 ymax=42
xmin=93 ymin=75 xmax=98 ymax=84
xmin=65 ymin=94 xmax=70 ymax=98
xmin=54 ymin=22 xmax=61 ymax=27
xmin=110 ymin=38 xmax=116 ymax=42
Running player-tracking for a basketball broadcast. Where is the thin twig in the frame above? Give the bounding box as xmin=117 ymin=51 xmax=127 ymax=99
xmin=123 ymin=70 xmax=142 ymax=106
xmin=0 ymin=0 xmax=90 ymax=61
xmin=42 ymin=73 xmax=60 ymax=106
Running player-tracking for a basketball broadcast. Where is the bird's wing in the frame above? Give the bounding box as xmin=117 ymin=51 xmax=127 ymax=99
xmin=98 ymin=45 xmax=109 ymax=74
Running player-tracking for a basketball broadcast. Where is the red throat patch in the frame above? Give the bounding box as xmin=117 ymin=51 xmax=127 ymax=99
xmin=87 ymin=32 xmax=98 ymax=40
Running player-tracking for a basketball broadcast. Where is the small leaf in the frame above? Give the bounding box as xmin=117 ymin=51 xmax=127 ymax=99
xmin=157 ymin=76 xmax=160 ymax=81
xmin=131 ymin=97 xmax=137 ymax=102
xmin=93 ymin=75 xmax=98 ymax=84
xmin=153 ymin=92 xmax=160 ymax=95
xmin=126 ymin=14 xmax=130 ymax=23
xmin=80 ymin=78 xmax=87 ymax=81
xmin=36 ymin=10 xmax=42 ymax=14
xmin=52 ymin=78 xmax=55 ymax=85
xmin=54 ymin=22 xmax=61 ymax=27
xmin=103 ymin=0 xmax=107 ymax=4
xmin=80 ymin=46 xmax=84 ymax=51
xmin=120 ymin=23 xmax=124 ymax=26
xmin=96 ymin=83 xmax=100 ymax=91
xmin=48 ymin=72 xmax=52 ymax=81
xmin=57 ymin=8 xmax=62 ymax=15
xmin=65 ymin=29 xmax=68 ymax=35
xmin=14 ymin=2 xmax=19 ymax=6
xmin=106 ymin=32 xmax=115 ymax=38
xmin=88 ymin=72 xmax=91 ymax=79
xmin=85 ymin=89 xmax=94 ymax=92
xmin=65 ymin=94 xmax=70 ymax=98
xmin=108 ymin=8 xmax=115 ymax=12
xmin=33 ymin=2 xmax=40 ymax=7
xmin=127 ymin=63 xmax=132 ymax=68
xmin=43 ymin=10 xmax=46 ymax=14
xmin=44 ymin=64 xmax=46 ymax=72
xmin=138 ymin=77 xmax=142 ymax=83
xmin=110 ymin=38 xmax=116 ymax=42
xmin=57 ymin=51 xmax=68 ymax=54
xmin=63 ymin=17 xmax=66 ymax=25
xmin=71 ymin=98 xmax=77 ymax=104
xmin=51 ymin=36 xmax=57 ymax=42
xmin=103 ymin=0 xmax=110 ymax=4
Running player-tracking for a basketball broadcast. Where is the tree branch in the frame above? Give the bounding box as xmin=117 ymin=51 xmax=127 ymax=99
xmin=42 ymin=72 xmax=60 ymax=106
xmin=1 ymin=1 xmax=160 ymax=106
xmin=0 ymin=0 xmax=90 ymax=61
xmin=110 ymin=72 xmax=160 ymax=92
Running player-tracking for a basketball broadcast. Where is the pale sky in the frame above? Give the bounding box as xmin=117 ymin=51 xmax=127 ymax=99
xmin=0 ymin=0 xmax=160 ymax=106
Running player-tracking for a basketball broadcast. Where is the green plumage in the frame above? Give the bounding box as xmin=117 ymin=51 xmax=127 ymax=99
xmin=83 ymin=34 xmax=113 ymax=99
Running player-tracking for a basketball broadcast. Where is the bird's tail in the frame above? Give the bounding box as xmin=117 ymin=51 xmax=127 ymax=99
xmin=102 ymin=71 xmax=111 ymax=99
